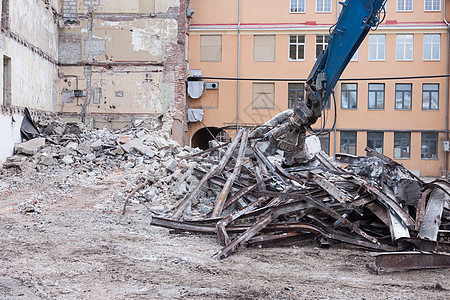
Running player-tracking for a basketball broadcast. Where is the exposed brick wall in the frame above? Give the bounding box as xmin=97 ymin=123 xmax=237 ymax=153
xmin=59 ymin=0 xmax=190 ymax=145
xmin=62 ymin=0 xmax=77 ymax=20
xmin=165 ymin=0 xmax=189 ymax=145
xmin=58 ymin=33 xmax=82 ymax=64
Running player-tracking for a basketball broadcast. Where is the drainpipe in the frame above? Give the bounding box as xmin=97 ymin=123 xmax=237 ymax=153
xmin=236 ymin=0 xmax=241 ymax=131
xmin=444 ymin=0 xmax=449 ymax=178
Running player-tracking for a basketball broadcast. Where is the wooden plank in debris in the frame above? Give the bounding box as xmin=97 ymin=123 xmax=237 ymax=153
xmin=415 ymin=189 xmax=431 ymax=230
xmin=351 ymin=176 xmax=415 ymax=228
xmin=216 ymin=196 xmax=270 ymax=246
xmin=303 ymin=196 xmax=379 ymax=244
xmin=418 ymin=188 xmax=447 ymax=241
xmin=367 ymin=251 xmax=450 ymax=274
xmin=388 ymin=211 xmax=410 ymax=241
xmin=171 ymin=130 xmax=244 ymax=220
xmin=214 ymin=200 xmax=319 ymax=259
xmin=211 ymin=130 xmax=249 ymax=218
xmin=311 ymin=174 xmax=352 ymax=203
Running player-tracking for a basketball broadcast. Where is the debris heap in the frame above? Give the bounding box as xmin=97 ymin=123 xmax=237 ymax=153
xmin=3 ymin=114 xmax=449 ymax=273
xmin=1 ymin=116 xmax=206 ymax=214
xmin=150 ymin=128 xmax=450 ymax=274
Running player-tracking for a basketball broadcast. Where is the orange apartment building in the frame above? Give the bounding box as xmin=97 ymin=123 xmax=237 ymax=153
xmin=187 ymin=0 xmax=450 ymax=177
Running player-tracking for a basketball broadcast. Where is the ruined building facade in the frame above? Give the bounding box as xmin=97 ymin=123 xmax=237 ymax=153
xmin=0 ymin=0 xmax=189 ymax=162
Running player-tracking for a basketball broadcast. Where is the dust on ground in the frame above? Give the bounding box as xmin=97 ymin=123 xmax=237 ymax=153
xmin=0 ymin=170 xmax=448 ymax=300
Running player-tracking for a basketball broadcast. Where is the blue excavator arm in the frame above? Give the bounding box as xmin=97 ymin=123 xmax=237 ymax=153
xmin=270 ymin=0 xmax=387 ymax=165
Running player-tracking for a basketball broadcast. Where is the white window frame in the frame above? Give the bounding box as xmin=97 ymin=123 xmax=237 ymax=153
xmin=316 ymin=0 xmax=332 ymax=13
xmin=368 ymin=35 xmax=386 ymax=61
xmin=290 ymin=0 xmax=306 ymax=13
xmin=396 ymin=34 xmax=414 ymax=61
xmin=289 ymin=35 xmax=305 ymax=61
xmin=315 ymin=34 xmax=329 ymax=59
xmin=423 ymin=34 xmax=440 ymax=61
xmin=424 ymin=0 xmax=441 ymax=11
xmin=397 ymin=0 xmax=413 ymax=12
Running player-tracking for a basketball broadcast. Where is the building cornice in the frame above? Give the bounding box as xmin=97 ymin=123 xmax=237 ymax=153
xmin=190 ymin=22 xmax=448 ymax=32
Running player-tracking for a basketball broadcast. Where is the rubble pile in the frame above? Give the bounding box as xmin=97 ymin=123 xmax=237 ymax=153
xmin=150 ymin=128 xmax=450 ymax=274
xmin=2 ymin=114 xmax=449 ymax=273
xmin=1 ymin=116 xmax=208 ymax=213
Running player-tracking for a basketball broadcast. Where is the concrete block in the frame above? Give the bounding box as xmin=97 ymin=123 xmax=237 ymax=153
xmin=15 ymin=138 xmax=46 ymax=155
xmin=62 ymin=155 xmax=74 ymax=164
xmin=90 ymin=140 xmax=103 ymax=151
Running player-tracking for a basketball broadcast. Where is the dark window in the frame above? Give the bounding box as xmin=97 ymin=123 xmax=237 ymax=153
xmin=290 ymin=0 xmax=306 ymax=13
xmin=394 ymin=132 xmax=411 ymax=158
xmin=1 ymin=0 xmax=9 ymax=30
xmin=289 ymin=35 xmax=305 ymax=60
xmin=422 ymin=83 xmax=439 ymax=110
xmin=3 ymin=56 xmax=11 ymax=106
xmin=368 ymin=83 xmax=385 ymax=110
xmin=340 ymin=131 xmax=357 ymax=155
xmin=288 ymin=83 xmax=304 ymax=109
xmin=395 ymin=83 xmax=412 ymax=110
xmin=341 ymin=83 xmax=357 ymax=109
xmin=367 ymin=132 xmax=383 ymax=154
xmin=319 ymin=133 xmax=330 ymax=155
xmin=421 ymin=132 xmax=438 ymax=159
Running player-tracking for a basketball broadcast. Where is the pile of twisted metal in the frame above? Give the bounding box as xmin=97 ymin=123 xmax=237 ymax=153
xmin=150 ymin=126 xmax=450 ymax=274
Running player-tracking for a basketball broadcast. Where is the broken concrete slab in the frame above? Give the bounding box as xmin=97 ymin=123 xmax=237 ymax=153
xmin=15 ymin=138 xmax=46 ymax=155
xmin=62 ymin=155 xmax=74 ymax=164
xmin=90 ymin=140 xmax=103 ymax=151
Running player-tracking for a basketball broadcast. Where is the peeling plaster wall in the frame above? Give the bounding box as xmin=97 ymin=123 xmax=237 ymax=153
xmin=0 ymin=113 xmax=23 ymax=163
xmin=59 ymin=0 xmax=189 ymax=145
xmin=0 ymin=0 xmax=60 ymax=162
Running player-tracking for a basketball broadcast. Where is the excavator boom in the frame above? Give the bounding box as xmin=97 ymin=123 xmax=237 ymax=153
xmin=266 ymin=0 xmax=387 ymax=165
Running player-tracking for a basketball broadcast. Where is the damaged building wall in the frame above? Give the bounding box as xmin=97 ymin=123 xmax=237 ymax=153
xmin=58 ymin=0 xmax=189 ymax=145
xmin=0 ymin=0 xmax=59 ymax=162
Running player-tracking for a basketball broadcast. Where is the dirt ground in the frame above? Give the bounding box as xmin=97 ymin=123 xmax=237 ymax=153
xmin=0 ymin=170 xmax=448 ymax=300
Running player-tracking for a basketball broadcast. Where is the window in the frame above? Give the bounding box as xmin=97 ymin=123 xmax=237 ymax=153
xmin=396 ymin=34 xmax=413 ymax=61
xmin=288 ymin=83 xmax=304 ymax=109
xmin=397 ymin=0 xmax=413 ymax=11
xmin=341 ymin=83 xmax=357 ymax=109
xmin=289 ymin=35 xmax=305 ymax=61
xmin=3 ymin=56 xmax=11 ymax=106
xmin=290 ymin=0 xmax=305 ymax=13
xmin=421 ymin=133 xmax=438 ymax=159
xmin=423 ymin=34 xmax=440 ymax=61
xmin=367 ymin=132 xmax=384 ymax=154
xmin=425 ymin=0 xmax=441 ymax=11
xmin=422 ymin=84 xmax=439 ymax=110
xmin=319 ymin=133 xmax=330 ymax=155
xmin=340 ymin=131 xmax=357 ymax=155
xmin=316 ymin=35 xmax=329 ymax=59
xmin=368 ymin=35 xmax=385 ymax=61
xmin=368 ymin=83 xmax=385 ymax=110
xmin=254 ymin=35 xmax=276 ymax=62
xmin=1 ymin=0 xmax=9 ymax=30
xmin=395 ymin=83 xmax=412 ymax=110
xmin=394 ymin=132 xmax=410 ymax=159
xmin=216 ymin=131 xmax=231 ymax=143
xmin=316 ymin=0 xmax=332 ymax=12
xmin=200 ymin=35 xmax=222 ymax=62
xmin=252 ymin=83 xmax=275 ymax=109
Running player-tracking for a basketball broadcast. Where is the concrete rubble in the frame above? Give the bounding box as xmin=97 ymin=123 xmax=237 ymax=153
xmin=1 ymin=116 xmax=208 ymax=217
